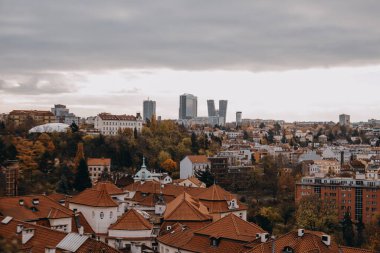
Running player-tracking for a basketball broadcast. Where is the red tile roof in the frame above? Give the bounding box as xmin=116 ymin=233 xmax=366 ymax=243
xmin=164 ymin=192 xmax=212 ymax=222
xmin=187 ymin=155 xmax=210 ymax=164
xmin=70 ymin=184 xmax=118 ymax=207
xmin=0 ymin=216 xmax=119 ymax=253
xmin=109 ymin=209 xmax=152 ymax=231
xmin=93 ymin=181 xmax=123 ymax=195
xmin=87 ymin=158 xmax=111 ymax=166
xmin=196 ymin=184 xmax=235 ymax=201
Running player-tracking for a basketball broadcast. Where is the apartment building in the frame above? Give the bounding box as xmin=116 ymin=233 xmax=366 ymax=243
xmin=94 ymin=113 xmax=143 ymax=135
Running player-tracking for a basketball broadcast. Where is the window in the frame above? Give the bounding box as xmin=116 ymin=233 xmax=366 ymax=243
xmin=92 ymin=211 xmax=95 ymax=218
xmin=110 ymin=211 xmax=113 ymax=219
xmin=283 ymin=246 xmax=294 ymax=253
xmin=100 ymin=212 xmax=104 ymax=219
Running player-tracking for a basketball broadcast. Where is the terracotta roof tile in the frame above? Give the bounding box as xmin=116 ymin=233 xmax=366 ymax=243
xmin=164 ymin=192 xmax=212 ymax=221
xmin=87 ymin=158 xmax=111 ymax=166
xmin=70 ymin=185 xmax=118 ymax=207
xmin=187 ymin=155 xmax=210 ymax=164
xmin=110 ymin=209 xmax=152 ymax=231
xmin=93 ymin=181 xmax=123 ymax=195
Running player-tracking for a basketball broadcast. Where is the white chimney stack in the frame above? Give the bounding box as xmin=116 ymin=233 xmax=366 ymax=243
xmin=260 ymin=233 xmax=270 ymax=243
xmin=16 ymin=224 xmax=24 ymax=233
xmin=297 ymin=229 xmax=305 ymax=237
xmin=78 ymin=226 xmax=84 ymax=236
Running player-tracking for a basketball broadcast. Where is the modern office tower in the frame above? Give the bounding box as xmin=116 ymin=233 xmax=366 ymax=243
xmin=51 ymin=104 xmax=80 ymax=125
xmin=207 ymin=100 xmax=216 ymax=117
xmin=219 ymin=100 xmax=228 ymax=125
xmin=143 ymin=99 xmax=156 ymax=122
xmin=236 ymin=111 xmax=242 ymax=127
xmin=339 ymin=114 xmax=350 ymax=126
xmin=179 ymin=94 xmax=198 ymax=119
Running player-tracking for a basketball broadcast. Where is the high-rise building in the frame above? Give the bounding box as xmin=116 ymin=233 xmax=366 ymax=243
xmin=179 ymin=94 xmax=198 ymax=119
xmin=207 ymin=100 xmax=216 ymax=117
xmin=51 ymin=104 xmax=79 ymax=125
xmin=219 ymin=100 xmax=228 ymax=125
xmin=236 ymin=111 xmax=242 ymax=127
xmin=143 ymin=99 xmax=156 ymax=122
xmin=339 ymin=114 xmax=350 ymax=126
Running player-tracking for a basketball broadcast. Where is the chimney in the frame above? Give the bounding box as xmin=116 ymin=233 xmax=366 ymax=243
xmin=45 ymin=246 xmax=56 ymax=253
xmin=78 ymin=226 xmax=84 ymax=236
xmin=321 ymin=235 xmax=331 ymax=246
xmin=16 ymin=224 xmax=24 ymax=233
xmin=260 ymin=233 xmax=270 ymax=243
xmin=19 ymin=199 xmax=24 ymax=206
xmin=297 ymin=229 xmax=305 ymax=237
xmin=22 ymin=228 xmax=35 ymax=244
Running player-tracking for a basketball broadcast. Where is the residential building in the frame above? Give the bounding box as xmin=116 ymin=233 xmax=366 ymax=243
xmin=133 ymin=158 xmax=172 ymax=184
xmin=51 ymin=104 xmax=80 ymax=125
xmin=158 ymin=213 xmax=265 ymax=253
xmin=107 ymin=208 xmax=157 ymax=252
xmin=69 ymin=184 xmax=121 ymax=236
xmin=8 ymin=110 xmax=56 ymax=126
xmin=180 ymin=155 xmax=211 ymax=179
xmin=0 ymin=216 xmax=119 ymax=253
xmin=179 ymin=94 xmax=197 ymax=120
xmin=242 ymin=229 xmax=372 ymax=253
xmin=173 ymin=176 xmax=206 ymax=188
xmin=296 ymin=174 xmax=380 ymax=223
xmin=87 ymin=158 xmax=111 ymax=183
xmin=94 ymin=113 xmax=143 ymax=135
xmin=308 ymin=159 xmax=341 ymax=176
xmin=340 ymin=114 xmax=351 ymax=126
xmin=0 ymin=195 xmax=93 ymax=234
xmin=161 ymin=192 xmax=213 ymax=231
xmin=143 ymin=99 xmax=156 ymax=122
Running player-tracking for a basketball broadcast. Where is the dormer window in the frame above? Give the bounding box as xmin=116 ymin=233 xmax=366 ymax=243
xmin=282 ymin=246 xmax=294 ymax=253
xmin=210 ymin=238 xmax=219 ymax=247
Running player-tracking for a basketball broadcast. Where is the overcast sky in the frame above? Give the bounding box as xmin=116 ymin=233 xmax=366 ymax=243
xmin=1 ymin=1 xmax=380 ymax=122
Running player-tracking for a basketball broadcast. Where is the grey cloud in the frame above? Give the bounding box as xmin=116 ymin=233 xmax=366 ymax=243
xmin=0 ymin=73 xmax=77 ymax=95
xmin=1 ymin=0 xmax=380 ymax=74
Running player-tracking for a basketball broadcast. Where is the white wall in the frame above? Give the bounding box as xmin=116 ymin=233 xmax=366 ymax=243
xmin=69 ymin=203 xmax=118 ymax=234
xmin=49 ymin=217 xmax=72 ymax=232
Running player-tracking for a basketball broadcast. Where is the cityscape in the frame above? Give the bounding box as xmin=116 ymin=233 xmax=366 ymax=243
xmin=1 ymin=1 xmax=380 ymax=253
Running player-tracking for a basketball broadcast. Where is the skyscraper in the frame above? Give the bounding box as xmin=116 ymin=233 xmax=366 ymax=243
xmin=219 ymin=100 xmax=228 ymax=125
xmin=179 ymin=94 xmax=198 ymax=119
xmin=143 ymin=99 xmax=156 ymax=122
xmin=236 ymin=111 xmax=242 ymax=127
xmin=207 ymin=100 xmax=216 ymax=117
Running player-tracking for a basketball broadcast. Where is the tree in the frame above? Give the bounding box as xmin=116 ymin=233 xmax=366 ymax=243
xmin=70 ymin=122 xmax=79 ymax=133
xmin=259 ymin=122 xmax=265 ymax=129
xmin=73 ymin=159 xmax=92 ymax=192
xmin=133 ymin=127 xmax=138 ymax=139
xmin=191 ymin=132 xmax=199 ymax=154
xmin=194 ymin=165 xmax=214 ymax=187
xmin=296 ymin=194 xmax=338 ymax=233
xmin=342 ymin=212 xmax=355 ymax=246
xmin=243 ymin=130 xmax=249 ymax=140
xmin=160 ymin=159 xmax=177 ymax=173
xmin=0 ymin=235 xmax=21 ymax=253
xmin=356 ymin=218 xmax=365 ymax=247
xmin=74 ymin=143 xmax=85 ymax=168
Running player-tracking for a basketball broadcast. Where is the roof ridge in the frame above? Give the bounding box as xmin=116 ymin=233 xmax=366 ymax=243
xmin=230 ymin=213 xmax=241 ymax=236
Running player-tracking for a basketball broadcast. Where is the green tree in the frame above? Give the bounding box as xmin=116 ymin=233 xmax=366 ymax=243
xmin=70 ymin=122 xmax=79 ymax=133
xmin=191 ymin=132 xmax=199 ymax=154
xmin=356 ymin=218 xmax=365 ymax=247
xmin=194 ymin=165 xmax=214 ymax=187
xmin=342 ymin=212 xmax=355 ymax=246
xmin=0 ymin=235 xmax=21 ymax=253
xmin=73 ymin=159 xmax=92 ymax=192
xmin=259 ymin=122 xmax=265 ymax=129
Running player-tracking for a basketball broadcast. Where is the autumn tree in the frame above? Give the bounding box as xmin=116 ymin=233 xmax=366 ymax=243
xmin=74 ymin=142 xmax=85 ymax=168
xmin=160 ymin=159 xmax=177 ymax=173
xmin=296 ymin=194 xmax=338 ymax=233
xmin=73 ymin=159 xmax=92 ymax=192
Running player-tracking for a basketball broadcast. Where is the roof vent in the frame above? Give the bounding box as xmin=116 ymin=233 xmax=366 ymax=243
xmin=19 ymin=199 xmax=24 ymax=206
xmin=321 ymin=235 xmax=331 ymax=246
xmin=32 ymin=198 xmax=39 ymax=205
xmin=297 ymin=229 xmax=305 ymax=237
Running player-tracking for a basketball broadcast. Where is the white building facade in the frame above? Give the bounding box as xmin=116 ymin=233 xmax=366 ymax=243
xmin=94 ymin=113 xmax=143 ymax=136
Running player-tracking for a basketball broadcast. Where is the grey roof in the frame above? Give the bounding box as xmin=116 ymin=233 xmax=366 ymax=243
xmin=56 ymin=233 xmax=89 ymax=252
